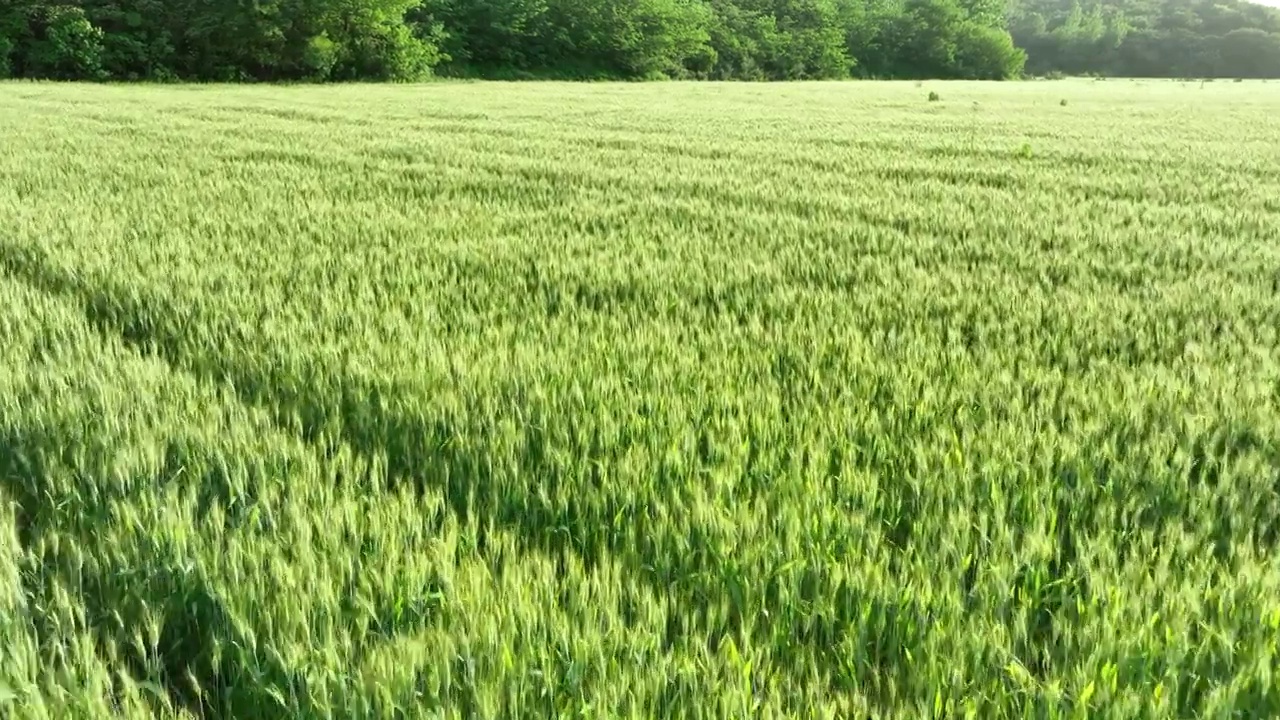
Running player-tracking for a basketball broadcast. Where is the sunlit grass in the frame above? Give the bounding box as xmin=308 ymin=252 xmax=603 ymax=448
xmin=1 ymin=80 xmax=1279 ymax=719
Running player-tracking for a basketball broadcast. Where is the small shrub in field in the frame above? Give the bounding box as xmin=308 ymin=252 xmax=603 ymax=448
xmin=1017 ymin=142 xmax=1034 ymax=159
xmin=1060 ymin=99 xmax=1068 ymax=106
xmin=1235 ymin=78 xmax=1244 ymax=83
xmin=928 ymin=91 xmax=940 ymax=102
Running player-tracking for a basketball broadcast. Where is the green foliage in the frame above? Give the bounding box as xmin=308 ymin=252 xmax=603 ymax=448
xmin=1012 ymin=0 xmax=1280 ymax=78
xmin=0 ymin=0 xmax=1047 ymax=81
xmin=712 ymin=0 xmax=854 ymax=79
xmin=702 ymin=0 xmax=786 ymax=79
xmin=1217 ymin=28 xmax=1280 ymax=79
xmin=1 ymin=0 xmax=1278 ymax=81
xmin=862 ymin=0 xmax=1024 ymax=79
xmin=954 ymin=21 xmax=1026 ymax=78
xmin=412 ymin=0 xmax=550 ymax=70
xmin=313 ymin=0 xmax=442 ymax=81
xmin=0 ymin=0 xmax=444 ymax=81
xmin=5 ymin=80 xmax=1279 ymax=718
xmin=563 ymin=0 xmax=714 ymax=78
xmin=22 ymin=6 xmax=106 ymax=80
xmin=957 ymin=0 xmax=1010 ymax=28
xmin=77 ymin=0 xmax=175 ymax=80
xmin=302 ymin=34 xmax=341 ymax=81
xmin=0 ymin=5 xmax=21 ymax=79
xmin=419 ymin=0 xmax=714 ymax=79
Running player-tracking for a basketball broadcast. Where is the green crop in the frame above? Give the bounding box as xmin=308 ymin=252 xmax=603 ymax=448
xmin=1 ymin=80 xmax=1278 ymax=719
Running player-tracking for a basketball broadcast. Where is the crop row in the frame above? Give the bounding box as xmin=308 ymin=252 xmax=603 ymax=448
xmin=2 ymin=81 xmax=1279 ymax=718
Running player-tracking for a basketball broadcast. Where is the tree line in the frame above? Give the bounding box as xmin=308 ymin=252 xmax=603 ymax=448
xmin=1013 ymin=0 xmax=1280 ymax=78
xmin=1 ymin=0 xmax=1277 ymax=82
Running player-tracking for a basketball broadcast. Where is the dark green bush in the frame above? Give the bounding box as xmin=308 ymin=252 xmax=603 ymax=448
xmin=0 ymin=37 xmax=12 ymax=79
xmin=953 ymin=21 xmax=1026 ymax=79
xmin=25 ymin=6 xmax=106 ymax=80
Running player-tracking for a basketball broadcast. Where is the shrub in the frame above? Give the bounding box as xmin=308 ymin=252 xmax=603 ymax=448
xmin=928 ymin=90 xmax=940 ymax=101
xmin=302 ymin=34 xmax=340 ymax=81
xmin=952 ymin=22 xmax=1025 ymax=80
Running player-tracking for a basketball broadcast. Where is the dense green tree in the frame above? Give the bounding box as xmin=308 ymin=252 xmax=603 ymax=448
xmin=862 ymin=0 xmax=1020 ymax=78
xmin=417 ymin=0 xmax=711 ymax=78
xmin=71 ymin=0 xmax=174 ymax=80
xmin=1217 ymin=28 xmax=1280 ymax=78
xmin=957 ymin=0 xmax=1011 ymax=29
xmin=0 ymin=12 xmax=18 ymax=78
xmin=411 ymin=0 xmax=549 ymax=71
xmin=703 ymin=0 xmax=853 ymax=79
xmin=16 ymin=5 xmax=106 ymax=80
xmin=1011 ymin=0 xmax=1280 ymax=77
xmin=545 ymin=0 xmax=713 ymax=78
xmin=954 ymin=20 xmax=1025 ymax=78
xmin=897 ymin=0 xmax=967 ymax=75
xmin=3 ymin=0 xmax=1271 ymax=81
xmin=305 ymin=0 xmax=442 ymax=80
xmin=702 ymin=0 xmax=788 ymax=79
xmin=4 ymin=0 xmax=440 ymax=81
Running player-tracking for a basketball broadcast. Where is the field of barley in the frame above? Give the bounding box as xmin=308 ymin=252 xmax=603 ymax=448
xmin=1 ymin=79 xmax=1279 ymax=719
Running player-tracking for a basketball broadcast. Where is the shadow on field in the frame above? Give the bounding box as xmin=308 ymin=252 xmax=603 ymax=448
xmin=0 ymin=413 xmax=312 ymax=720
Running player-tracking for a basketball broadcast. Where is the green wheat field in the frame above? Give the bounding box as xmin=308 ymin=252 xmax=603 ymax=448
xmin=1 ymin=80 xmax=1279 ymax=719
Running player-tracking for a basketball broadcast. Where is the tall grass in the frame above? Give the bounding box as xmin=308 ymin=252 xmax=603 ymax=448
xmin=1 ymin=80 xmax=1279 ymax=718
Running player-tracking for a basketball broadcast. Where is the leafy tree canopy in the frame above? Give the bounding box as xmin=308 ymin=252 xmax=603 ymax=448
xmin=1 ymin=0 xmax=1276 ymax=81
